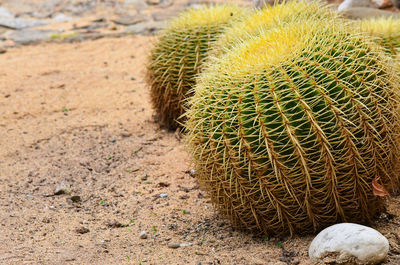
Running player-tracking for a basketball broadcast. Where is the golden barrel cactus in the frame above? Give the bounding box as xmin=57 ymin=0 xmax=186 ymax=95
xmin=185 ymin=21 xmax=400 ymax=236
xmin=146 ymin=4 xmax=249 ymax=129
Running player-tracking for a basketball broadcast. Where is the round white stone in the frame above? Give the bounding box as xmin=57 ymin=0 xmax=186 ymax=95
xmin=309 ymin=223 xmax=389 ymax=265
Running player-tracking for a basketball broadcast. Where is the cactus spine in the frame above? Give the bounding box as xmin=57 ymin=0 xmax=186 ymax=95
xmin=185 ymin=21 xmax=400 ymax=236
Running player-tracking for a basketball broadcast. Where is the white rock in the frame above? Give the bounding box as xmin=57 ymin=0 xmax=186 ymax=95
xmin=309 ymin=223 xmax=389 ymax=265
xmin=0 ymin=7 xmax=13 ymax=18
xmin=338 ymin=0 xmax=372 ymax=11
xmin=139 ymin=231 xmax=148 ymax=239
xmin=53 ymin=14 xmax=73 ymax=23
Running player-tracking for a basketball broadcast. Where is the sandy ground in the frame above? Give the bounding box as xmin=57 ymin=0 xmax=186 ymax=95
xmin=0 ymin=34 xmax=400 ymax=265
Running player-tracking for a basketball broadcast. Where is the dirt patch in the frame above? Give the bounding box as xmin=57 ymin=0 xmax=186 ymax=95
xmin=0 ymin=23 xmax=399 ymax=265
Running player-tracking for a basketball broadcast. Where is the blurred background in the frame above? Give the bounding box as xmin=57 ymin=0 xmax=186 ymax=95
xmin=0 ymin=0 xmax=398 ymax=51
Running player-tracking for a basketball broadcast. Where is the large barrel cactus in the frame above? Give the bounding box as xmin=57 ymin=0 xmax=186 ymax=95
xmin=185 ymin=21 xmax=400 ymax=236
xmin=146 ymin=4 xmax=249 ymax=129
xmin=357 ymin=17 xmax=400 ymax=56
xmin=210 ymin=0 xmax=339 ymax=59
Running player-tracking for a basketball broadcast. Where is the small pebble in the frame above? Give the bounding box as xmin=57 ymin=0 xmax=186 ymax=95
xmin=141 ymin=174 xmax=148 ymax=181
xmin=168 ymin=242 xmax=181 ymax=249
xmin=180 ymin=195 xmax=189 ymax=200
xmin=121 ymin=132 xmax=132 ymax=137
xmin=75 ymin=227 xmax=89 ymax=234
xmin=107 ymin=220 xmax=123 ymax=228
xmin=54 ymin=181 xmax=69 ymax=195
xmin=139 ymin=231 xmax=148 ymax=239
xmin=188 ymin=169 xmax=197 ymax=177
xmin=157 ymin=182 xmax=170 ymax=187
xmin=160 ymin=193 xmax=168 ymax=198
xmin=70 ymin=195 xmax=81 ymax=203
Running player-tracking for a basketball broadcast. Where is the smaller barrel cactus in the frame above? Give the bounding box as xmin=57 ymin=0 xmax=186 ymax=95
xmin=146 ymin=4 xmax=249 ymax=129
xmin=357 ymin=17 xmax=400 ymax=56
xmin=210 ymin=0 xmax=339 ymax=59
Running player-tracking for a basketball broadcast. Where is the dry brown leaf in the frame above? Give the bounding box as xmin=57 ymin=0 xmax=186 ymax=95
xmin=372 ymin=175 xmax=390 ymax=197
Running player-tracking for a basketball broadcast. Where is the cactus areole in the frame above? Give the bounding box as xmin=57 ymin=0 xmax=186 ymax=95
xmin=185 ymin=22 xmax=400 ymax=236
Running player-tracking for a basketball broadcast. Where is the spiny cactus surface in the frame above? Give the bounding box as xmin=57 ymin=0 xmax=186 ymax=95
xmin=186 ymin=21 xmax=400 ymax=236
xmin=146 ymin=4 xmax=249 ymax=129
xmin=357 ymin=17 xmax=400 ymax=56
xmin=210 ymin=0 xmax=339 ymax=59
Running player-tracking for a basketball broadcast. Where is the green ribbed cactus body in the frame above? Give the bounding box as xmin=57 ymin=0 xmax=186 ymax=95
xmin=357 ymin=17 xmax=400 ymax=56
xmin=186 ymin=22 xmax=400 ymax=236
xmin=147 ymin=5 xmax=249 ymax=129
